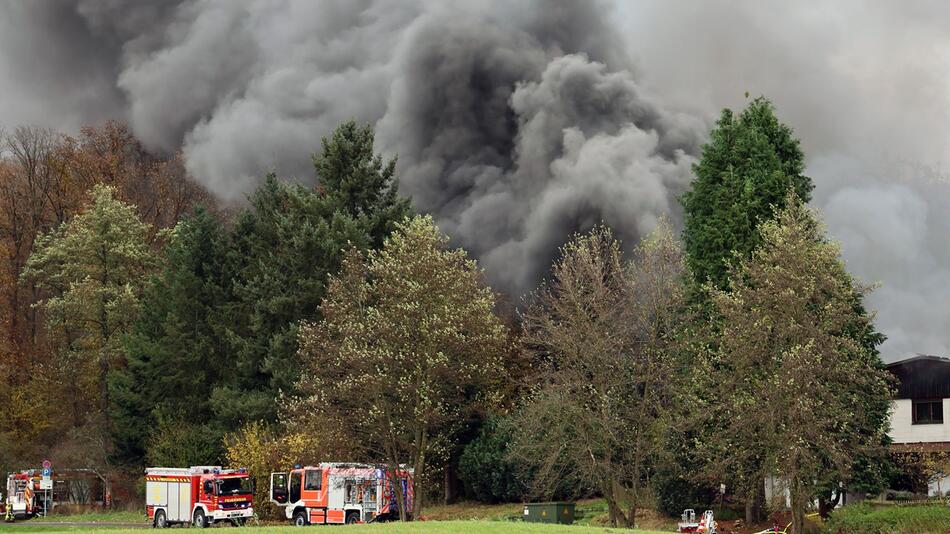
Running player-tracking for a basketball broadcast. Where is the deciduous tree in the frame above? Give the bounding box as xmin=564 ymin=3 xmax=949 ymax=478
xmin=709 ymin=195 xmax=892 ymax=534
xmin=511 ymin=223 xmax=686 ymax=528
xmin=22 ymin=184 xmax=156 ymax=415
xmin=290 ymin=215 xmax=507 ymax=520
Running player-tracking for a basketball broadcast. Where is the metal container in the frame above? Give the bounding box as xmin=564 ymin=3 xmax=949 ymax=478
xmin=522 ymin=502 xmax=575 ymax=524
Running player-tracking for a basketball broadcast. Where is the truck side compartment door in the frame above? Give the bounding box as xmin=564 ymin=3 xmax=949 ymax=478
xmin=270 ymin=473 xmax=288 ymax=505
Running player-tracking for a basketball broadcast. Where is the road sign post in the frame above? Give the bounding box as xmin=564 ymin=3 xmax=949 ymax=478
xmin=40 ymin=460 xmax=52 ymax=517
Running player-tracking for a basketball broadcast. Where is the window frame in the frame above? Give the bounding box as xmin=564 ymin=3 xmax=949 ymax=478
xmin=912 ymin=399 xmax=944 ymax=425
xmin=289 ymin=472 xmax=302 ymax=503
xmin=304 ymin=469 xmax=323 ymax=491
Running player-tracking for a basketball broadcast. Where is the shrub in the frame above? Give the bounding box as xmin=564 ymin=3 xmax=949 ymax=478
xmin=145 ymin=416 xmax=223 ymax=467
xmin=458 ymin=417 xmax=526 ymax=503
xmin=224 ymin=421 xmax=322 ymax=519
xmin=650 ymin=460 xmax=717 ymax=517
xmin=826 ymin=503 xmax=950 ymax=534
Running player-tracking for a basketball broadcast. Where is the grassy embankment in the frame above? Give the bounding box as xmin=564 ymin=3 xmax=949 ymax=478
xmin=825 ymin=502 xmax=950 ymax=534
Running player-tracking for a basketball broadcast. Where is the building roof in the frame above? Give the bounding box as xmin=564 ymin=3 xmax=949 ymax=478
xmin=886 ymin=354 xmax=950 ymax=368
xmin=887 ymin=354 xmax=950 ymax=399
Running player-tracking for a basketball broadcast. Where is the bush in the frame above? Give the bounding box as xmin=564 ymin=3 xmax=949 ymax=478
xmin=458 ymin=417 xmax=526 ymax=503
xmin=826 ymin=503 xmax=950 ymax=534
xmin=223 ymin=421 xmax=322 ymax=520
xmin=145 ymin=416 xmax=223 ymax=466
xmin=650 ymin=459 xmax=717 ymax=517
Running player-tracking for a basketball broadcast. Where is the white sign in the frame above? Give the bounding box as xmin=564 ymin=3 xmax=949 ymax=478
xmin=39 ymin=477 xmax=52 ymax=490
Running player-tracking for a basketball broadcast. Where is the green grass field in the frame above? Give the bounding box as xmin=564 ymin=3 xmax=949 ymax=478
xmin=0 ymin=520 xmax=670 ymax=533
xmin=29 ymin=511 xmax=143 ymax=523
xmin=0 ymin=499 xmax=676 ymax=533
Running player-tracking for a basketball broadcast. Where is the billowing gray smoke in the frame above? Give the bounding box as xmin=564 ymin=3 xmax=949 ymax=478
xmin=2 ymin=0 xmax=948 ymax=360
xmin=0 ymin=0 xmax=703 ymax=296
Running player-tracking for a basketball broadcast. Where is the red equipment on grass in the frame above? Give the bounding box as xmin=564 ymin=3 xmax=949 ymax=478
xmin=269 ymin=463 xmax=413 ymax=526
xmin=145 ymin=466 xmax=254 ymax=528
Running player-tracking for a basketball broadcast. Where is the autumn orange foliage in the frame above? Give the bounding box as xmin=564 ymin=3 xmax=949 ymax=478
xmin=0 ymin=122 xmax=212 ymax=472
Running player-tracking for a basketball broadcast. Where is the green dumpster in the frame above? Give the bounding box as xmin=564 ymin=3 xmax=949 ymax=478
xmin=522 ymin=502 xmax=575 ymax=524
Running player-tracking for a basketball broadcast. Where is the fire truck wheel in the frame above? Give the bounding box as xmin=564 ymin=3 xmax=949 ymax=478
xmin=193 ymin=509 xmax=209 ymax=529
xmin=293 ymin=510 xmax=309 ymax=527
xmin=153 ymin=509 xmax=167 ymax=529
xmin=345 ymin=511 xmax=359 ymax=524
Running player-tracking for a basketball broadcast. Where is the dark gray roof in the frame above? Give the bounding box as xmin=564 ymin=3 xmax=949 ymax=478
xmin=887 ymin=354 xmax=950 ymax=399
xmin=886 ymin=353 xmax=950 ymax=368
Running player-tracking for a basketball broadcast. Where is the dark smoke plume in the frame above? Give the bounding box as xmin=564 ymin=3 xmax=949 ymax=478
xmin=5 ymin=1 xmax=948 ymax=359
xmin=0 ymin=0 xmax=702 ymax=296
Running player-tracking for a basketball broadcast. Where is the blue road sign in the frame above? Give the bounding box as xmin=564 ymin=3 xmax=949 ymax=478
xmin=42 ymin=468 xmax=51 ymax=477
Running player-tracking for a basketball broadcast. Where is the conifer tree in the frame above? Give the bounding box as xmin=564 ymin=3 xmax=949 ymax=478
xmin=110 ymin=207 xmax=230 ymax=465
xmin=681 ymin=97 xmax=812 ymax=290
xmin=218 ymin=121 xmax=410 ymax=426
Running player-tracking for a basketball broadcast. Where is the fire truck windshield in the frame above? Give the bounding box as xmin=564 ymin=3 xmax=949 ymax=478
xmin=217 ymin=477 xmax=254 ymax=495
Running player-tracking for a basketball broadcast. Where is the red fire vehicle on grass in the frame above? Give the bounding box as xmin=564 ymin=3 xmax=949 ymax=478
xmin=145 ymin=466 xmax=254 ymax=528
xmin=269 ymin=463 xmax=413 ymax=526
xmin=4 ymin=471 xmax=43 ymax=521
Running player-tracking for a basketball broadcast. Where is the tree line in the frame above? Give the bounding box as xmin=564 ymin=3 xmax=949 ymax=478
xmin=0 ymin=99 xmax=892 ymax=533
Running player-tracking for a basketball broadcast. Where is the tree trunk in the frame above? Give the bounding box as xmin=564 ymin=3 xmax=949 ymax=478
xmin=602 ymin=481 xmax=623 ymax=527
xmin=625 ymin=494 xmax=638 ymax=529
xmin=443 ymin=466 xmax=460 ymax=505
xmin=745 ymin=495 xmax=754 ymax=526
xmin=817 ymin=488 xmax=840 ymax=519
xmin=411 ymin=429 xmax=427 ymax=521
xmin=790 ymin=478 xmax=807 ymax=534
xmin=388 ymin=462 xmax=407 ymax=522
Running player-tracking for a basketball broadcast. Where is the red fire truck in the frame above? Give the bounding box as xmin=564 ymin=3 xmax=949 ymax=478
xmin=4 ymin=472 xmax=42 ymax=520
xmin=145 ymin=466 xmax=254 ymax=528
xmin=269 ymin=463 xmax=413 ymax=526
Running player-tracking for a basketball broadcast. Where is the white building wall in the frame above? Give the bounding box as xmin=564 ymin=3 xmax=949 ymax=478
xmin=889 ymin=398 xmax=950 ymax=444
xmin=929 ymin=474 xmax=950 ymax=497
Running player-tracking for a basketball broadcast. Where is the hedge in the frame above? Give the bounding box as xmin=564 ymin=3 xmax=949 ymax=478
xmin=826 ymin=503 xmax=950 ymax=534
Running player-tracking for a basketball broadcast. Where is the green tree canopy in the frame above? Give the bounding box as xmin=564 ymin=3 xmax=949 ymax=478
xmin=217 ymin=121 xmax=411 ymax=427
xmin=707 ymin=194 xmax=891 ymax=534
xmin=22 ymin=184 xmax=155 ymax=416
xmin=110 ymin=207 xmax=230 ymax=465
xmin=290 ymin=215 xmax=507 ymax=521
xmin=681 ymin=97 xmax=813 ymax=290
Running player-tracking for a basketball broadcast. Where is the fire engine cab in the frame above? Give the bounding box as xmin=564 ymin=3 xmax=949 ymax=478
xmin=269 ymin=463 xmax=413 ymax=526
xmin=145 ymin=466 xmax=254 ymax=528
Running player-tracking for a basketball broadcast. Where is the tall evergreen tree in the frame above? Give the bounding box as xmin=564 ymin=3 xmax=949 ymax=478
xmin=110 ymin=207 xmax=230 ymax=465
xmin=681 ymin=97 xmax=813 ymax=290
xmin=678 ymin=98 xmax=887 ymax=523
xmin=313 ymin=121 xmax=410 ymax=247
xmin=216 ymin=121 xmax=411 ymax=426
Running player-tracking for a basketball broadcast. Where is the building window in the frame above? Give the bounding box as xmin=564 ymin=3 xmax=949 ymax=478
xmin=304 ymin=469 xmax=323 ymax=491
xmin=913 ymin=400 xmax=944 ymax=424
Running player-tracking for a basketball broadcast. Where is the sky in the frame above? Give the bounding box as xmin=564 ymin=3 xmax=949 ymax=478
xmin=1 ymin=0 xmax=949 ymax=361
